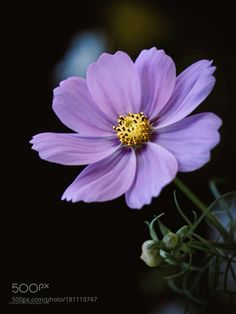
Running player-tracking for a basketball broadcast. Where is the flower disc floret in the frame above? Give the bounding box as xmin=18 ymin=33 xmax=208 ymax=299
xmin=113 ymin=112 xmax=151 ymax=147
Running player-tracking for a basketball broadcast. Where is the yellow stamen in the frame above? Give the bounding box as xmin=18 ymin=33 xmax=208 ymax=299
xmin=113 ymin=112 xmax=151 ymax=147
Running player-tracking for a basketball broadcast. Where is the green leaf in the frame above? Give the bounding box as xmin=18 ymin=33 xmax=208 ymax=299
xmin=176 ymin=225 xmax=189 ymax=237
xmin=147 ymin=241 xmax=165 ymax=250
xmin=224 ymin=258 xmax=231 ymax=291
xmin=191 ymin=233 xmax=233 ymax=263
xmin=223 ymin=255 xmax=236 ymax=292
xmin=159 ymin=250 xmax=178 ymax=265
xmin=182 ymin=272 xmax=205 ymax=305
xmin=180 ymin=243 xmax=194 ymax=254
xmin=187 ymin=191 xmax=236 ymax=237
xmin=215 ymin=289 xmax=236 ymax=296
xmin=185 ymin=255 xmax=211 ymax=300
xmin=214 ymin=257 xmax=221 ymax=288
xmin=165 ymin=256 xmax=179 ymax=265
xmin=208 ymin=256 xmax=221 ymax=292
xmin=158 ymin=219 xmax=172 ymax=236
xmin=209 ymin=178 xmax=233 ymax=221
xmin=174 ymin=178 xmax=231 ymax=240
xmin=192 ymin=210 xmax=198 ymax=224
xmin=159 ymin=249 xmax=171 ymax=259
xmin=188 ymin=243 xmax=210 ymax=253
xmin=230 ymin=263 xmax=236 ymax=283
xmin=174 ymin=191 xmax=193 ymax=227
xmin=209 ymin=178 xmax=225 ymax=199
xmin=167 ymin=279 xmax=184 ymax=295
xmin=146 ymin=212 xmax=165 ymax=241
xmin=165 ymin=254 xmax=192 ymax=280
xmin=184 ymin=264 xmax=203 ymax=271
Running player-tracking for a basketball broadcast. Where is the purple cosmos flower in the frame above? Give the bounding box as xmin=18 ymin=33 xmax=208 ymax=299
xmin=30 ymin=47 xmax=221 ymax=209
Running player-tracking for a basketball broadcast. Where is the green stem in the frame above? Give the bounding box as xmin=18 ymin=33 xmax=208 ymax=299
xmin=174 ymin=177 xmax=228 ymax=240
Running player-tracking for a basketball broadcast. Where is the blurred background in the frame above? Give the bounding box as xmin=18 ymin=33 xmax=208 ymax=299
xmin=4 ymin=0 xmax=236 ymax=313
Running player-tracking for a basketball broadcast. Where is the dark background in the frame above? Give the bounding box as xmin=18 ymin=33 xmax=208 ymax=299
xmin=4 ymin=1 xmax=236 ymax=313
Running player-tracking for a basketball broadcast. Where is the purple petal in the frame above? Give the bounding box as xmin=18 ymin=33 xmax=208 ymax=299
xmin=156 ymin=60 xmax=216 ymax=128
xmin=30 ymin=133 xmax=119 ymax=165
xmin=135 ymin=47 xmax=176 ymax=119
xmin=155 ymin=113 xmax=222 ymax=172
xmin=125 ymin=143 xmax=178 ymax=209
xmin=62 ymin=148 xmax=136 ymax=202
xmin=53 ymin=77 xmax=114 ymax=136
xmin=87 ymin=51 xmax=141 ymax=120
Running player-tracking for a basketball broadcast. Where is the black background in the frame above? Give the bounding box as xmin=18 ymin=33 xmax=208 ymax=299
xmin=4 ymin=1 xmax=236 ymax=313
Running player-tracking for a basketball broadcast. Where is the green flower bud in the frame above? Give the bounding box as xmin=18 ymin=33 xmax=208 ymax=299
xmin=140 ymin=240 xmax=162 ymax=267
xmin=163 ymin=232 xmax=180 ymax=250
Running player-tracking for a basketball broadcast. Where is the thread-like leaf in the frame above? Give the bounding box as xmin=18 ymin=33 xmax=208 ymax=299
xmin=174 ymin=191 xmax=192 ymax=226
xmin=146 ymin=212 xmax=165 ymax=240
xmin=158 ymin=219 xmax=172 ymax=236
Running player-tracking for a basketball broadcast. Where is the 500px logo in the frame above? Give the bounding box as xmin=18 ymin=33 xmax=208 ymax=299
xmin=12 ymin=283 xmax=50 ymax=294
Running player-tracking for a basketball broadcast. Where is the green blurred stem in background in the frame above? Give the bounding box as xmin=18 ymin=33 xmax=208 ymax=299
xmin=174 ymin=177 xmax=228 ymax=240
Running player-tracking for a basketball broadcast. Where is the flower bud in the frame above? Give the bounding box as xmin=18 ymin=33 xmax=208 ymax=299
xmin=140 ymin=240 xmax=162 ymax=267
xmin=163 ymin=232 xmax=180 ymax=250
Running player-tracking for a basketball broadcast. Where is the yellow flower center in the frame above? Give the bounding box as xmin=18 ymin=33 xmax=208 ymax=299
xmin=113 ymin=112 xmax=151 ymax=147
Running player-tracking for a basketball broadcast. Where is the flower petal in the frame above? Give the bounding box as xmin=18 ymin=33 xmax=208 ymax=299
xmin=156 ymin=60 xmax=216 ymax=128
xmin=53 ymin=77 xmax=113 ymax=136
xmin=30 ymin=133 xmax=119 ymax=165
xmin=62 ymin=148 xmax=136 ymax=202
xmin=87 ymin=51 xmax=141 ymax=120
xmin=155 ymin=113 xmax=222 ymax=172
xmin=125 ymin=143 xmax=178 ymax=209
xmin=135 ymin=47 xmax=176 ymax=119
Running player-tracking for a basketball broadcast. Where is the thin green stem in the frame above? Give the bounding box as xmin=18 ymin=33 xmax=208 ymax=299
xmin=174 ymin=177 xmax=228 ymax=240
